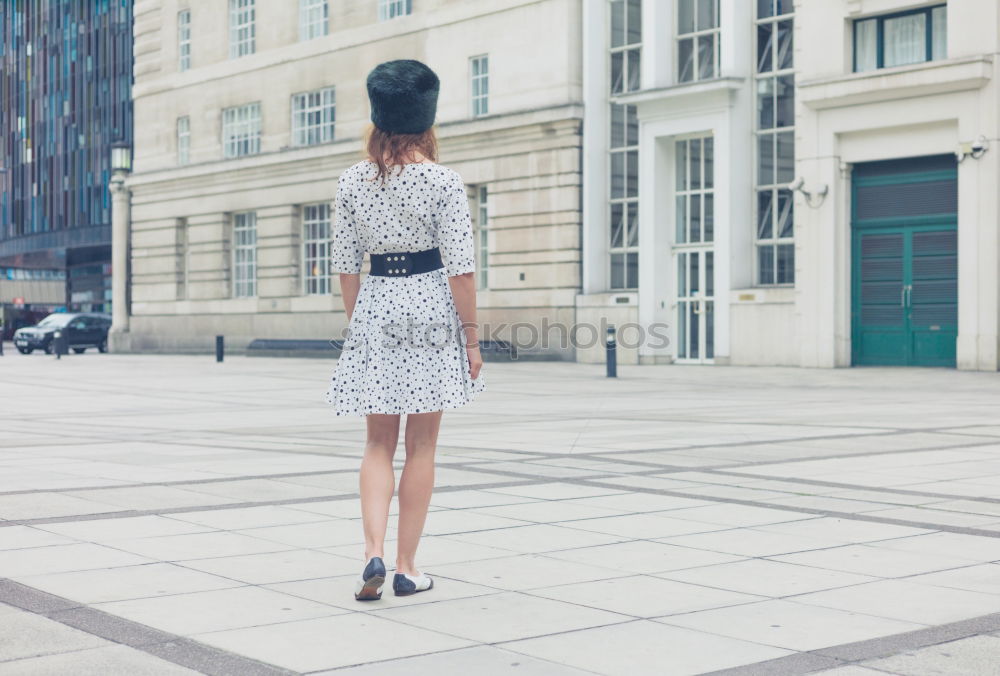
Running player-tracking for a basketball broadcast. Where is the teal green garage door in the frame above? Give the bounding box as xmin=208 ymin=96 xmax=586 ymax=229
xmin=852 ymin=156 xmax=958 ymax=367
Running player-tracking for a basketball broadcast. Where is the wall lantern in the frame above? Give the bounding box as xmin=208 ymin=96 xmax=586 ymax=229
xmin=787 ymin=176 xmax=828 ymax=208
xmin=110 ymin=141 xmax=132 ymax=174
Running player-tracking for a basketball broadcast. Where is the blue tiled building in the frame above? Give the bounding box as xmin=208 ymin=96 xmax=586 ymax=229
xmin=0 ymin=0 xmax=132 ymax=320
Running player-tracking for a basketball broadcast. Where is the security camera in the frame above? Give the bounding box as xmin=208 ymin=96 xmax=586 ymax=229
xmin=971 ymin=135 xmax=989 ymax=158
xmin=787 ymin=176 xmax=804 ymax=192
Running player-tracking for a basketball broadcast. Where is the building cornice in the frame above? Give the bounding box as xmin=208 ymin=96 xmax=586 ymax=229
xmin=610 ymin=77 xmax=745 ymax=107
xmin=799 ymin=56 xmax=993 ymax=110
xmin=126 ymin=103 xmax=583 ymax=191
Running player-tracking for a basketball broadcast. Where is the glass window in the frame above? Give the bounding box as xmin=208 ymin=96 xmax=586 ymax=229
xmin=677 ymin=0 xmax=719 ymax=83
xmin=378 ymin=0 xmax=412 ymax=21
xmin=755 ymin=1 xmax=795 ymax=285
xmin=757 ymin=0 xmax=793 ymax=19
xmin=855 ymin=19 xmax=877 ymax=72
xmin=303 ymin=203 xmax=331 ymax=295
xmin=854 ymin=5 xmax=946 ymax=72
xmin=476 ymin=186 xmax=489 ymax=289
xmin=300 ymin=0 xmax=328 ymax=41
xmin=232 ymin=212 xmax=257 ymax=298
xmin=674 ymin=136 xmax=714 ymax=245
xmin=178 ymin=10 xmax=191 ymax=71
xmin=177 ymin=116 xmax=190 ymax=165
xmin=884 ymin=13 xmax=926 ymax=68
xmin=229 ymin=0 xmax=255 ymax=59
xmin=931 ymin=6 xmax=947 ymax=60
xmin=608 ymin=0 xmax=641 ymax=290
xmin=222 ymin=103 xmax=261 ymax=158
xmin=291 ymin=87 xmax=335 ymax=146
xmin=471 ymin=55 xmax=489 ymax=117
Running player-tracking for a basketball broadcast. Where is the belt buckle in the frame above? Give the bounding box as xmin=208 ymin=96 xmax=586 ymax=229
xmin=385 ymin=252 xmax=409 ymax=277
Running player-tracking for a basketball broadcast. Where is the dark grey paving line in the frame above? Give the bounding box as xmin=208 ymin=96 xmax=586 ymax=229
xmin=0 ymin=579 xmax=296 ymax=676
xmin=570 ymin=476 xmax=1000 ymax=539
xmin=0 ymin=453 xmax=537 ymax=498
xmin=700 ymin=611 xmax=1000 ymax=676
xmin=695 ymin=468 xmax=1000 ymax=505
xmin=0 ymin=476 xmax=567 ymax=528
xmin=685 ymin=436 xmax=1000 ymax=471
xmin=0 ymin=468 xmax=366 ymax=497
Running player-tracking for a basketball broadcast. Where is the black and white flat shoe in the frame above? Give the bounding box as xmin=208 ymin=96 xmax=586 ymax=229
xmin=354 ymin=556 xmax=386 ymax=601
xmin=392 ymin=572 xmax=434 ymax=596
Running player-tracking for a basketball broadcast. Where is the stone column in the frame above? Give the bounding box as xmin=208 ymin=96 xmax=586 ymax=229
xmin=109 ymin=170 xmax=131 ymax=345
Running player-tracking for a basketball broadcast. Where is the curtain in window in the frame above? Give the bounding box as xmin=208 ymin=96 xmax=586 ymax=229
xmin=931 ymin=6 xmax=947 ymax=60
xmin=854 ymin=18 xmax=877 ymax=71
xmin=884 ymin=13 xmax=926 ymax=67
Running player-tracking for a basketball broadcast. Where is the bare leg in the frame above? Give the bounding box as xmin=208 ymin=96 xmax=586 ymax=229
xmin=360 ymin=414 xmax=400 ymax=561
xmin=396 ymin=410 xmax=443 ymax=575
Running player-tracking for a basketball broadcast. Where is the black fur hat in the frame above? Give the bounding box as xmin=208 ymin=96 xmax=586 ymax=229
xmin=366 ymin=59 xmax=440 ymax=134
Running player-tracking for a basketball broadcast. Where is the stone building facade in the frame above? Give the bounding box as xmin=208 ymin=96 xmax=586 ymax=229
xmin=118 ymin=0 xmax=582 ymax=356
xmin=120 ymin=0 xmax=1000 ymax=371
xmin=579 ymin=0 xmax=999 ymax=371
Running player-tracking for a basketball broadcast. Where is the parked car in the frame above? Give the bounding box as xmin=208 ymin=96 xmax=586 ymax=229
xmin=13 ymin=313 xmax=111 ymax=354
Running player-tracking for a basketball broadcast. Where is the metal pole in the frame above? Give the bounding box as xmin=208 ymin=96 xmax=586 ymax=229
xmin=216 ymin=335 xmax=224 ymax=363
xmin=606 ymin=324 xmax=617 ymax=378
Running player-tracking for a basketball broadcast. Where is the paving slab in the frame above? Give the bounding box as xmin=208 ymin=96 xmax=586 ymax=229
xmin=5 ymin=356 xmax=1000 ymax=675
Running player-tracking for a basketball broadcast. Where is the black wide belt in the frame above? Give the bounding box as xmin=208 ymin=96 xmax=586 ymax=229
xmin=369 ymin=247 xmax=443 ymax=277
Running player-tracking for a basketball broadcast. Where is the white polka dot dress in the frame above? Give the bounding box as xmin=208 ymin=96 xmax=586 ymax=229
xmin=325 ymin=160 xmax=486 ymax=416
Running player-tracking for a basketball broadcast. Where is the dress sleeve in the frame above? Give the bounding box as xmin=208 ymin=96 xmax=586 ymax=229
xmin=330 ymin=174 xmax=364 ymax=274
xmin=437 ymin=170 xmax=476 ymax=277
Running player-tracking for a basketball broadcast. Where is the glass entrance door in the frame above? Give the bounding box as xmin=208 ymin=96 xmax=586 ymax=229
xmin=676 ymin=249 xmax=714 ymax=362
xmin=674 ymin=135 xmax=715 ymax=363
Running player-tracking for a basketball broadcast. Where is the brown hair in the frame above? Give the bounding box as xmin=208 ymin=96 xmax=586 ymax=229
xmin=365 ymin=124 xmax=439 ymax=186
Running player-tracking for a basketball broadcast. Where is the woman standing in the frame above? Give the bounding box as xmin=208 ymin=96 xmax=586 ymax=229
xmin=325 ymin=59 xmax=486 ymax=601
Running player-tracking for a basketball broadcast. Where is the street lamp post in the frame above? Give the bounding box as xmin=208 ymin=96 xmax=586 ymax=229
xmin=109 ymin=141 xmax=132 ymax=349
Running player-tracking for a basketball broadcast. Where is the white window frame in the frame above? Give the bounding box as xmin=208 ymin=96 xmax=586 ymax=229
xmin=854 ymin=5 xmax=946 ymax=73
xmin=608 ymin=0 xmax=641 ymax=290
xmin=677 ymin=0 xmax=720 ymax=83
xmin=222 ymin=103 xmax=261 ymax=158
xmin=302 ymin=203 xmax=332 ymax=295
xmin=378 ymin=0 xmax=412 ymax=21
xmin=299 ymin=0 xmax=329 ymax=41
xmin=674 ymin=135 xmax=714 ymax=247
xmin=475 ymin=186 xmax=489 ymax=289
xmin=229 ymin=0 xmax=256 ymax=59
xmin=177 ymin=116 xmax=191 ymax=165
xmin=470 ymin=54 xmax=489 ymax=118
xmin=232 ymin=212 xmax=257 ymax=298
xmin=754 ymin=0 xmax=795 ymax=285
xmin=291 ymin=87 xmax=336 ymax=147
xmin=177 ymin=217 xmax=190 ymax=300
xmin=178 ymin=9 xmax=191 ymax=71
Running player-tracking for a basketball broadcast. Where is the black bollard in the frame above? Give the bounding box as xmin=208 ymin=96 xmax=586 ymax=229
xmin=606 ymin=324 xmax=617 ymax=378
xmin=216 ymin=335 xmax=224 ymax=362
xmin=54 ymin=330 xmax=67 ymax=360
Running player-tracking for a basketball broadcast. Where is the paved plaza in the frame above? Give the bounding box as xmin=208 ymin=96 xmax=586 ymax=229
xmin=1 ymin=350 xmax=1000 ymax=675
